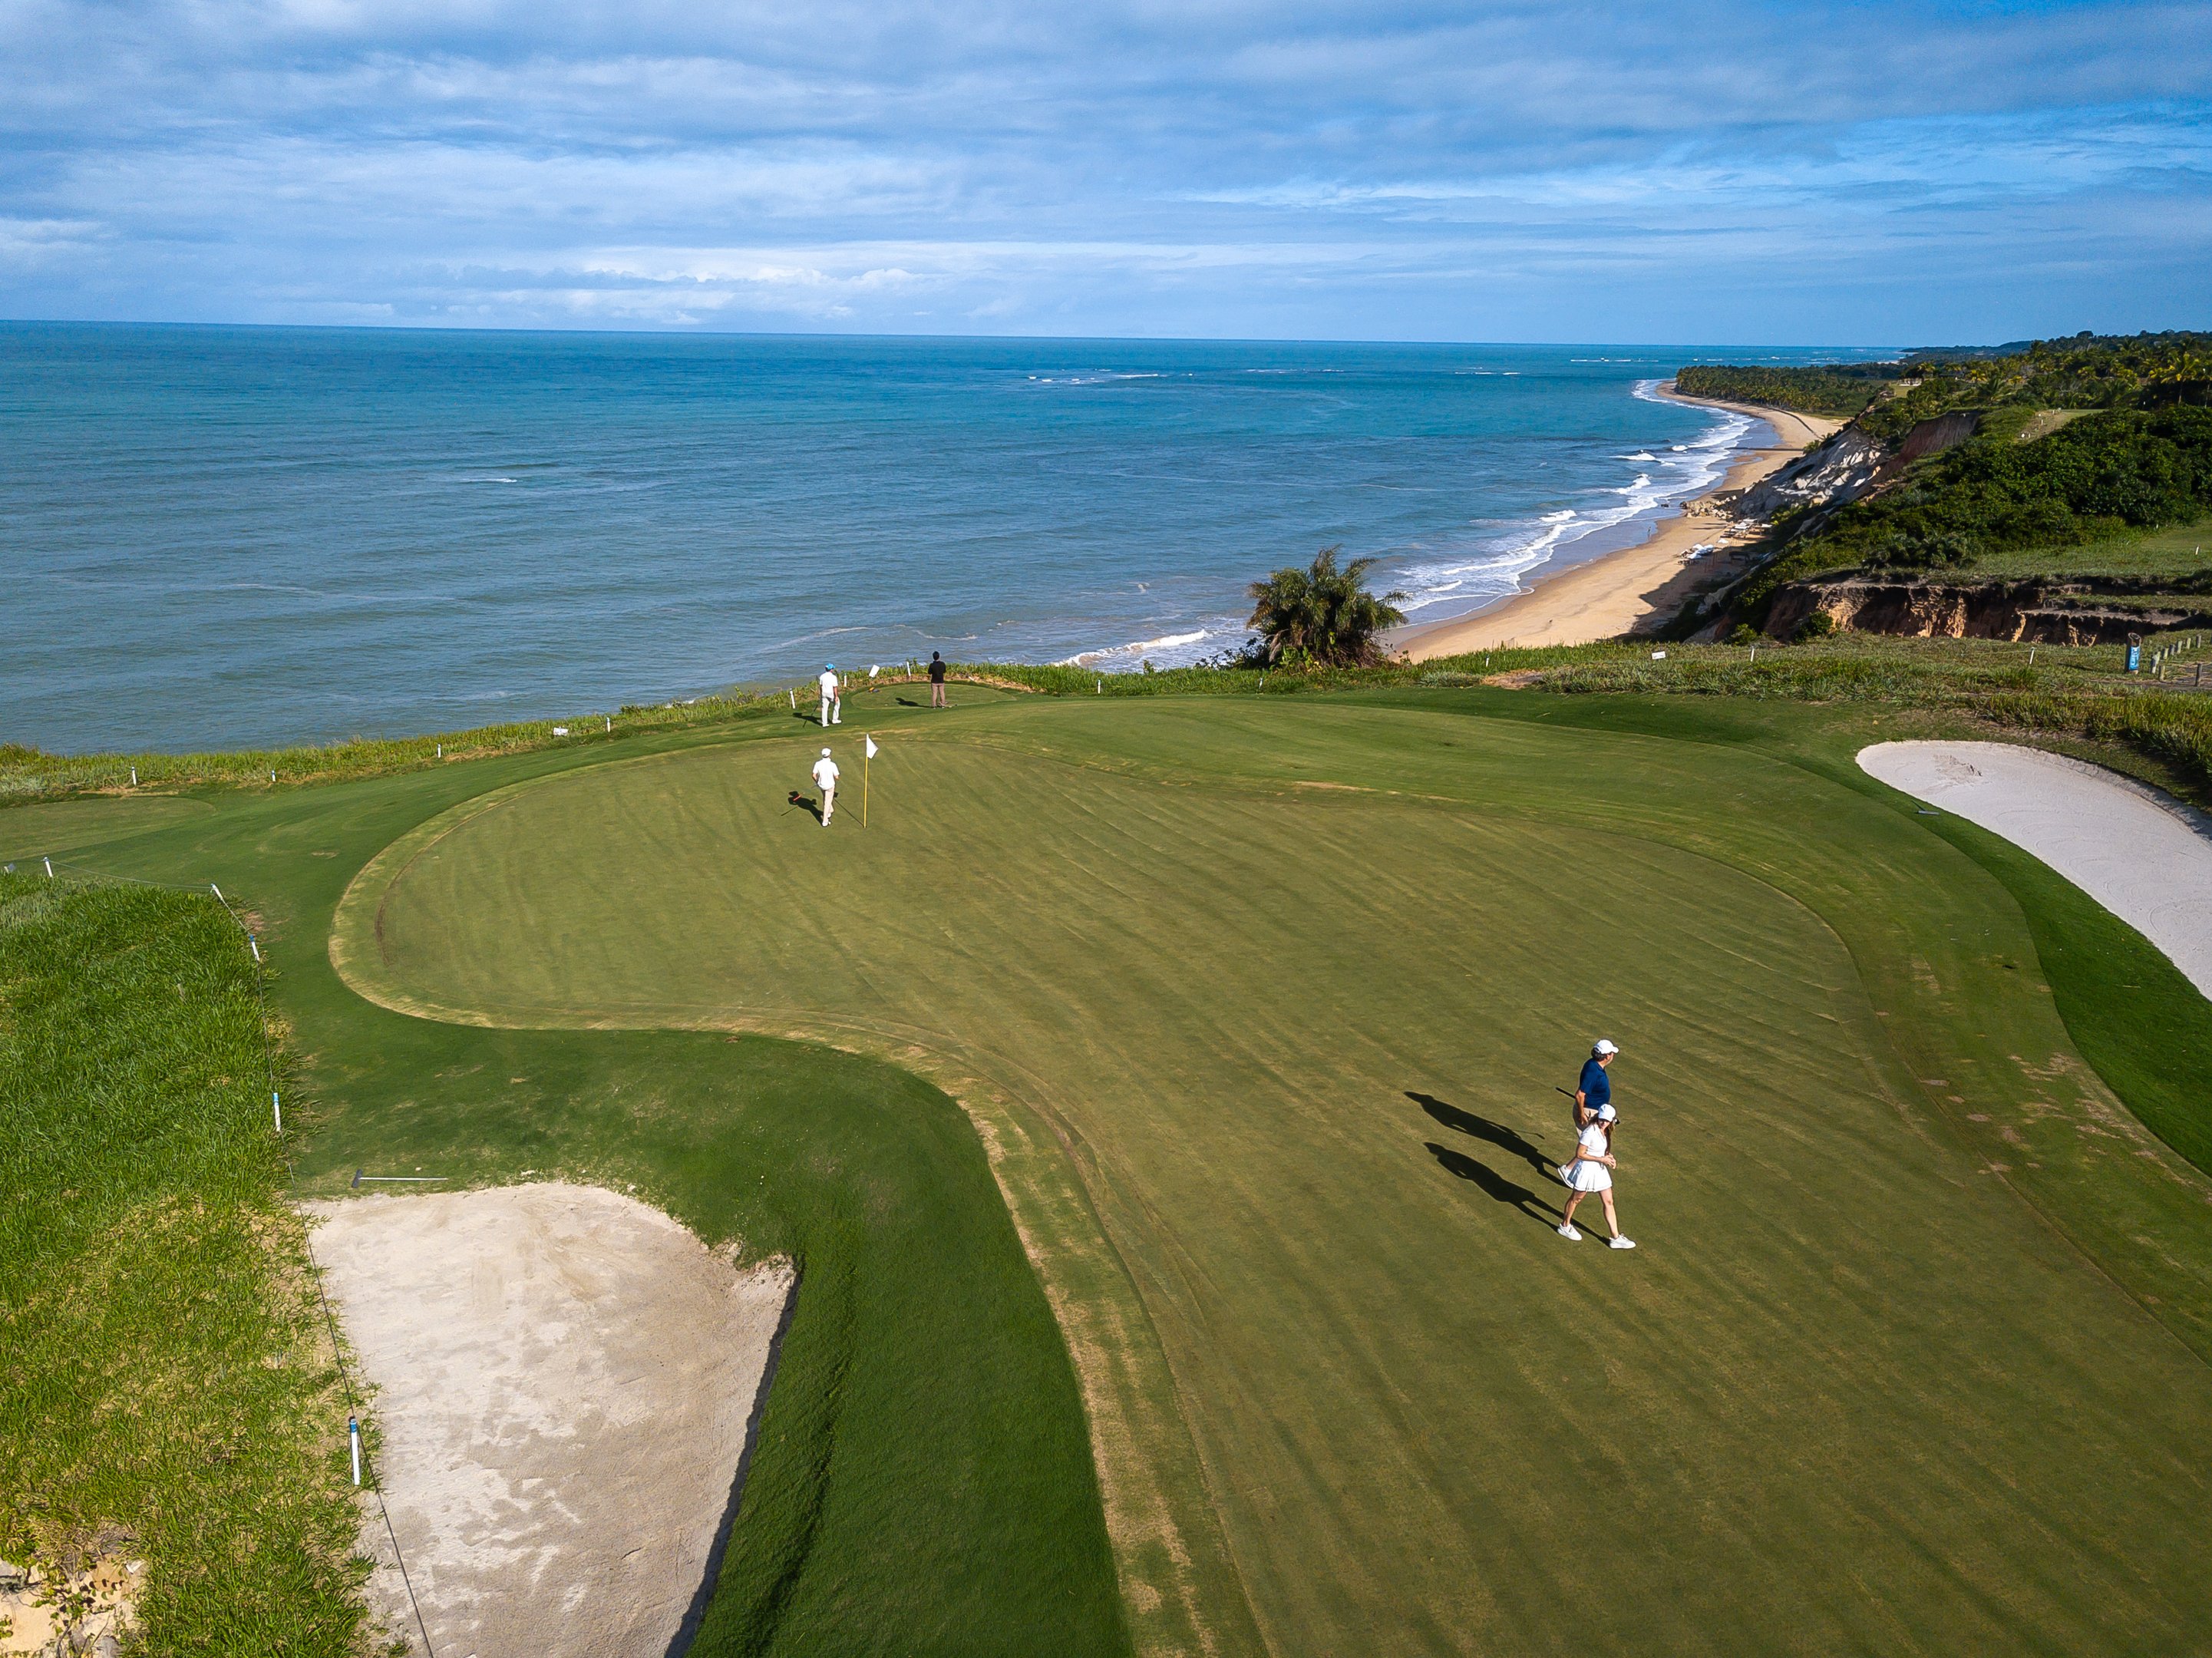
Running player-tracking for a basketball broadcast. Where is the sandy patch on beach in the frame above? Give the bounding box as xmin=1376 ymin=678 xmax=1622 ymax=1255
xmin=1860 ymin=741 xmax=2212 ymax=999
xmin=1397 ymin=396 xmax=1844 ymax=659
xmin=305 ymin=1183 xmax=793 ymax=1658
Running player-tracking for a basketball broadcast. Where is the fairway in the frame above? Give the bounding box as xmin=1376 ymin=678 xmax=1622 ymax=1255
xmin=329 ymin=696 xmax=2212 ymax=1656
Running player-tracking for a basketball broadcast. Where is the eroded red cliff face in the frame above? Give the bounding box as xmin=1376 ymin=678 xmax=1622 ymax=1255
xmin=1765 ymin=576 xmax=2211 ymax=644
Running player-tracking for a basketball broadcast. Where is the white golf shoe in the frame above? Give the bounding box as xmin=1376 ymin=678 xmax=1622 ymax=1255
xmin=1557 ymin=1224 xmax=1581 ymax=1241
xmin=1607 ymin=1235 xmax=1637 ymax=1250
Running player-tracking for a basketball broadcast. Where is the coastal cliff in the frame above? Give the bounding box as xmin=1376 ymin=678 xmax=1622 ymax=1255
xmin=1764 ymin=573 xmax=2212 ymax=644
xmin=1670 ymin=334 xmax=2212 ymax=643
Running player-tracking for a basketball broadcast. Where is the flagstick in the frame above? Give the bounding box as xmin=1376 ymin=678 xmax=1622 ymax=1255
xmin=863 ymin=743 xmax=870 ymax=827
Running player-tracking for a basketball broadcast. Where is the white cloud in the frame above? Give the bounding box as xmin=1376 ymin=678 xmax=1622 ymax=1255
xmin=1 ymin=1 xmax=2207 ymax=339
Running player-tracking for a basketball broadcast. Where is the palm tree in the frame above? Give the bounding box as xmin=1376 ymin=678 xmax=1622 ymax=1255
xmin=1246 ymin=547 xmax=1408 ymax=667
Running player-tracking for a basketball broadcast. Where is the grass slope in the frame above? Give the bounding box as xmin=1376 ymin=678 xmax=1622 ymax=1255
xmin=0 ymin=874 xmax=365 ymax=1652
xmin=15 ymin=688 xmax=2212 ymax=1655
xmin=1949 ymin=515 xmax=2212 ymax=580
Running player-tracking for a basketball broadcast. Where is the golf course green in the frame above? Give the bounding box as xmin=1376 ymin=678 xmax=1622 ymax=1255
xmin=15 ymin=684 xmax=2212 ymax=1656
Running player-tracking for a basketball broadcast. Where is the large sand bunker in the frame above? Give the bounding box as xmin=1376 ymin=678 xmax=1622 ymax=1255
xmin=305 ymin=1182 xmax=793 ymax=1657
xmin=1860 ymin=740 xmax=2212 ymax=998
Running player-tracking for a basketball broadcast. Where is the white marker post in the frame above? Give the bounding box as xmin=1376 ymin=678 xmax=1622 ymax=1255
xmin=130 ymin=766 xmax=138 ymax=787
xmin=272 ymin=1092 xmax=282 ymax=1133
xmin=349 ymin=1417 xmax=362 ymax=1486
xmin=43 ymin=857 xmax=53 ymax=879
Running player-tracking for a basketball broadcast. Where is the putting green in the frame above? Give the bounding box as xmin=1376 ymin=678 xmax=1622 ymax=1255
xmin=335 ymin=699 xmax=2212 ymax=1656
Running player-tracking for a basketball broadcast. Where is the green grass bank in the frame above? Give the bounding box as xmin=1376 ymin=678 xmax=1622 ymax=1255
xmin=0 ymin=874 xmax=367 ymax=1653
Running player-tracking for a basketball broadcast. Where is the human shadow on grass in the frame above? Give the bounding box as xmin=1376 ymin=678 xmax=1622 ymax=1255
xmin=1408 ymin=1092 xmax=1556 ymax=1180
xmin=785 ymin=790 xmax=824 ymax=824
xmin=1424 ymin=1143 xmax=1563 ymax=1226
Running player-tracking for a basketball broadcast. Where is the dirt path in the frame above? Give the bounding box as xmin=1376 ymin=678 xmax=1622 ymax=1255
xmin=305 ymin=1183 xmax=792 ymax=1657
xmin=1860 ymin=741 xmax=2212 ymax=998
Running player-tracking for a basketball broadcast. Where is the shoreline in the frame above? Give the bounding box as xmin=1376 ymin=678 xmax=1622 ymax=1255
xmin=1394 ymin=387 xmax=1844 ymax=659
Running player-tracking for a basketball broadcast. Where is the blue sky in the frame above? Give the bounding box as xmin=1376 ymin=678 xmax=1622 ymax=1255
xmin=2 ymin=1 xmax=2207 ymax=342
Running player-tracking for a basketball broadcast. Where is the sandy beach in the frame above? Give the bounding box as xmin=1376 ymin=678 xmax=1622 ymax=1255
xmin=1395 ymin=388 xmax=1844 ymax=659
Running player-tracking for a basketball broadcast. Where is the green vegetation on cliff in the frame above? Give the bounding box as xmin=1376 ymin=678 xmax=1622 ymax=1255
xmin=1758 ymin=406 xmax=2212 ymax=588
xmin=1682 ymin=331 xmax=2212 ymax=443
xmin=1674 ymin=364 xmax=1889 ymax=418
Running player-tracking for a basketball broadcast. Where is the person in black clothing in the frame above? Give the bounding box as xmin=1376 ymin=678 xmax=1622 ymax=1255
xmin=929 ymin=650 xmax=949 ymax=708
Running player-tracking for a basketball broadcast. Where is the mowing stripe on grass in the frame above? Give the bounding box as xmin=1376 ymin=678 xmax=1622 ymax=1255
xmin=329 ymin=712 xmax=2212 ymax=1656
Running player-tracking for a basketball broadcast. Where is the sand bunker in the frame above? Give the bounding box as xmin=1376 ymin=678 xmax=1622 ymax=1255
xmin=1860 ymin=741 xmax=2212 ymax=998
xmin=305 ymin=1182 xmax=792 ymax=1658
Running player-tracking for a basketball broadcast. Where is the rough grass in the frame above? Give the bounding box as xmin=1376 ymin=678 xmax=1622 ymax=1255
xmin=0 ymin=874 xmax=368 ymax=1653
xmin=1519 ymin=634 xmax=2212 ymax=803
xmin=1950 ymin=515 xmax=2212 ymax=580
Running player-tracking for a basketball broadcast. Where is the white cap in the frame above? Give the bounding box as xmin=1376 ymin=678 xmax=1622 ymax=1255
xmin=1596 ymin=1102 xmax=1618 ymax=1121
xmin=1593 ymin=1039 xmax=1619 ymax=1055
xmin=821 ymin=748 xmax=832 ymax=757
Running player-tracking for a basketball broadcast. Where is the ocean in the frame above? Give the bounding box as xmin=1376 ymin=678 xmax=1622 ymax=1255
xmin=1 ymin=325 xmax=1860 ymax=754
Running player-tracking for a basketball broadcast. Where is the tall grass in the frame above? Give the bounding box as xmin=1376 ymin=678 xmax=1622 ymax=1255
xmin=0 ymin=874 xmax=368 ymax=1652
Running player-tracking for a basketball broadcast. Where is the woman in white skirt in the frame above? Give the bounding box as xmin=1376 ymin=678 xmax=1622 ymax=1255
xmin=1559 ymin=1102 xmax=1635 ymax=1249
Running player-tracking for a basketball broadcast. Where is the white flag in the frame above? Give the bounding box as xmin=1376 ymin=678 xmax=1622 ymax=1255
xmin=864 ymin=735 xmax=878 ymax=758
xmin=870 ymin=663 xmax=880 ymax=679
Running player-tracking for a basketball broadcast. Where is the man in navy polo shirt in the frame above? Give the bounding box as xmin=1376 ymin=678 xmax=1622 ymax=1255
xmin=1575 ymin=1039 xmax=1619 ymax=1128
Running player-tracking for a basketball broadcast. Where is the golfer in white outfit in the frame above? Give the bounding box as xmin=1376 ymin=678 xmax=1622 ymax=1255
xmin=811 ymin=748 xmax=840 ymax=827
xmin=1558 ymin=1102 xmax=1634 ymax=1249
xmin=818 ymin=664 xmax=842 ymax=727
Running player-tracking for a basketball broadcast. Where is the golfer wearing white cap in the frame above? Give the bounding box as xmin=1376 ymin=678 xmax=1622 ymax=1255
xmin=1559 ymin=1102 xmax=1633 ymax=1248
xmin=811 ymin=748 xmax=840 ymax=827
xmin=818 ymin=664 xmax=842 ymax=727
xmin=1575 ymin=1039 xmax=1619 ymax=1128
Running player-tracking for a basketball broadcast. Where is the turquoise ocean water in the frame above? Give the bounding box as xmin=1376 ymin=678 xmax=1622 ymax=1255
xmin=2 ymin=325 xmax=1860 ymax=753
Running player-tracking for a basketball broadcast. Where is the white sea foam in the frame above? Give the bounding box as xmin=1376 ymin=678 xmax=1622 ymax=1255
xmin=1061 ymin=626 xmax=1220 ymax=668
xmin=1385 ymin=380 xmax=1752 ymax=623
xmin=1055 ymin=375 xmax=1755 ymax=672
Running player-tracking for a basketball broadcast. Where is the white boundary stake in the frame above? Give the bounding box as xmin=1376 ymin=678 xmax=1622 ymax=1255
xmin=43 ymin=857 xmax=54 ymax=878
xmin=272 ymin=1091 xmax=282 ymax=1132
xmin=350 ymin=1416 xmax=362 ymax=1486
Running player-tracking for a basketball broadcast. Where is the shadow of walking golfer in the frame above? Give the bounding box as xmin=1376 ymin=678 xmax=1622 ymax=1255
xmin=1408 ymin=1092 xmax=1556 ymax=1179
xmin=1423 ymin=1143 xmax=1562 ymax=1225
